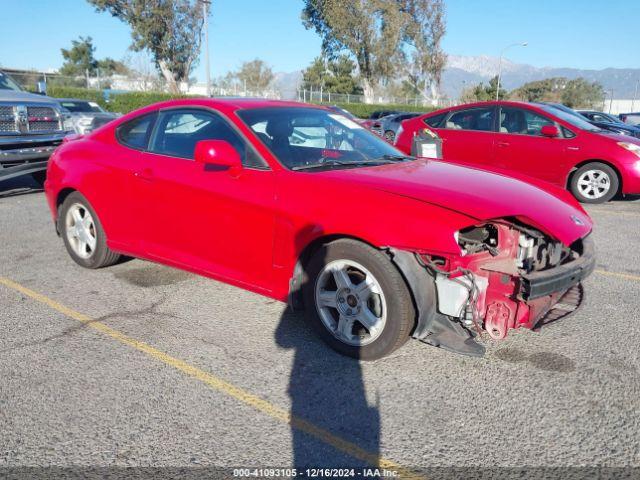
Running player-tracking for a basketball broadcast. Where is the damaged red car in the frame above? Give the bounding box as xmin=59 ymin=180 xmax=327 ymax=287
xmin=44 ymin=99 xmax=595 ymax=359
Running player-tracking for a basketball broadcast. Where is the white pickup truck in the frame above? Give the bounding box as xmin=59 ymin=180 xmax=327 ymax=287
xmin=0 ymin=71 xmax=69 ymax=186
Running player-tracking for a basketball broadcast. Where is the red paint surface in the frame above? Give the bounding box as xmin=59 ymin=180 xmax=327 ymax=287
xmin=396 ymin=101 xmax=640 ymax=195
xmin=45 ymin=99 xmax=594 ymax=338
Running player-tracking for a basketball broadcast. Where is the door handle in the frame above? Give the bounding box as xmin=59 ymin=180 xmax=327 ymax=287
xmin=496 ymin=141 xmax=510 ymax=147
xmin=134 ymin=168 xmax=153 ymax=181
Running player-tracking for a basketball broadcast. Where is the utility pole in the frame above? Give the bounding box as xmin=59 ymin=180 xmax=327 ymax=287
xmin=496 ymin=42 xmax=527 ymax=101
xmin=608 ymin=89 xmax=614 ymax=114
xmin=200 ymin=0 xmax=211 ymax=96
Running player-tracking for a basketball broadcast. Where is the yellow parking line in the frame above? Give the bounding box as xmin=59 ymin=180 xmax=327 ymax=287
xmin=0 ymin=276 xmax=422 ymax=479
xmin=595 ymin=269 xmax=640 ymax=282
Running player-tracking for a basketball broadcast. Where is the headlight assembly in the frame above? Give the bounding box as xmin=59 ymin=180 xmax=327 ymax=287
xmin=618 ymin=142 xmax=640 ymax=158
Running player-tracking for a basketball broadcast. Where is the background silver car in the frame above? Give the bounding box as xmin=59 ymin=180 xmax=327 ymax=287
xmin=58 ymin=98 xmax=119 ymax=134
xmin=378 ymin=112 xmax=422 ymax=143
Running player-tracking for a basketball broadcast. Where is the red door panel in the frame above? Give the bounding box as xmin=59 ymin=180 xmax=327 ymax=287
xmin=437 ymin=128 xmax=496 ymax=168
xmin=138 ymin=151 xmax=276 ymax=292
xmin=435 ymin=106 xmax=497 ymax=168
xmin=493 ymin=107 xmax=580 ymax=186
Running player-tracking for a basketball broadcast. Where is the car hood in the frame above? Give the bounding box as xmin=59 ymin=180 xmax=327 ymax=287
xmin=321 ymin=159 xmax=592 ymax=245
xmin=0 ymin=89 xmax=59 ymax=105
xmin=68 ymin=112 xmax=117 ymax=119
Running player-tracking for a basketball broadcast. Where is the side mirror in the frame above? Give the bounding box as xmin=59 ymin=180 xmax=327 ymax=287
xmin=540 ymin=125 xmax=560 ymax=138
xmin=194 ymin=140 xmax=243 ymax=175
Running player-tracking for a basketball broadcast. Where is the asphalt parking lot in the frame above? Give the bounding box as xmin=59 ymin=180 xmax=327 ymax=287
xmin=1 ymin=175 xmax=639 ymax=477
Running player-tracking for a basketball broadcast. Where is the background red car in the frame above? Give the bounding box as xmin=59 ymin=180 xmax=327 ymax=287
xmin=395 ymin=101 xmax=640 ymax=203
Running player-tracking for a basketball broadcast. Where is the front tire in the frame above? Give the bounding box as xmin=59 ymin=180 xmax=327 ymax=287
xmin=570 ymin=162 xmax=619 ymax=204
xmin=58 ymin=191 xmax=121 ymax=269
xmin=384 ymin=130 xmax=395 ymax=143
xmin=303 ymin=239 xmax=415 ymax=360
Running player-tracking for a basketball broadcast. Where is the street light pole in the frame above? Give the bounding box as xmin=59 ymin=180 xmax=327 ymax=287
xmin=200 ymin=0 xmax=211 ymax=97
xmin=496 ymin=42 xmax=527 ymax=101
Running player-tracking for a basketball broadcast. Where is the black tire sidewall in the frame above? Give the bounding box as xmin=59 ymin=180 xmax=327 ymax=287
xmin=303 ymin=240 xmax=414 ymax=360
xmin=570 ymin=162 xmax=619 ymax=204
xmin=59 ymin=192 xmax=113 ymax=269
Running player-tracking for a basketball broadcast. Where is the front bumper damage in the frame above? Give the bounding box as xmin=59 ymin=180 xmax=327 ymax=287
xmin=390 ymin=223 xmax=595 ymax=357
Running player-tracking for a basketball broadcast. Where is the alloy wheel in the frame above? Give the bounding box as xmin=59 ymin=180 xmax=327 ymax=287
xmin=65 ymin=203 xmax=97 ymax=259
xmin=314 ymin=259 xmax=387 ymax=346
xmin=576 ymin=169 xmax=611 ymax=200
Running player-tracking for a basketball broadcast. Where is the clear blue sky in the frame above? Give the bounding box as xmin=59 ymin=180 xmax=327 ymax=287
xmin=1 ymin=0 xmax=638 ymax=81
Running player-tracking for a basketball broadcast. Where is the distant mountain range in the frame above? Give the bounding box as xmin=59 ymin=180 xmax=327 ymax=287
xmin=274 ymin=55 xmax=640 ymax=100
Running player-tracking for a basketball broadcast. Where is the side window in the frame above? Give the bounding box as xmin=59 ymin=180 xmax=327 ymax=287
xmin=423 ymin=112 xmax=447 ymax=128
xmin=445 ymin=108 xmax=494 ymax=132
xmin=499 ymin=108 xmax=554 ymax=136
xmin=117 ymin=113 xmax=156 ymax=150
xmin=149 ymin=109 xmax=265 ymax=168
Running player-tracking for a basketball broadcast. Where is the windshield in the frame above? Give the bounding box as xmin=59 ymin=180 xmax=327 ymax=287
xmin=237 ymin=107 xmax=412 ymax=170
xmin=59 ymin=101 xmax=104 ymax=113
xmin=0 ymin=72 xmax=23 ymax=91
xmin=538 ymin=104 xmax=601 ymax=132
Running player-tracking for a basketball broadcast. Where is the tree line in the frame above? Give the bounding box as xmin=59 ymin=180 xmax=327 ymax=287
xmin=461 ymin=75 xmax=605 ymax=109
xmin=79 ymin=0 xmax=446 ymax=103
xmin=55 ymin=0 xmax=604 ymax=109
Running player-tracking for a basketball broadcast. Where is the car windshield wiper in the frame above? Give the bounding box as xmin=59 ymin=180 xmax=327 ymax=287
xmin=291 ymin=158 xmax=401 ymax=171
xmin=291 ymin=160 xmax=351 ymax=171
xmin=373 ymin=154 xmax=415 ymax=162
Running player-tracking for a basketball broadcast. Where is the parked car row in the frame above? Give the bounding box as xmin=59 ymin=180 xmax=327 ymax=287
xmin=0 ymin=70 xmax=119 ymax=186
xmin=58 ymin=98 xmax=119 ymax=135
xmin=541 ymin=102 xmax=640 ymax=139
xmin=394 ymin=101 xmax=640 ymax=204
xmin=44 ymin=98 xmax=595 ymax=360
xmin=619 ymin=112 xmax=640 ymax=126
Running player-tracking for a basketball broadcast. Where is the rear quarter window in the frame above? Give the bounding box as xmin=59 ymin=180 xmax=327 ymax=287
xmin=116 ymin=113 xmax=157 ymax=150
xmin=423 ymin=112 xmax=447 ymax=128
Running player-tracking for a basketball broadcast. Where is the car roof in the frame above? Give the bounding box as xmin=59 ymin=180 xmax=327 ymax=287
xmin=98 ymin=97 xmax=333 ymax=129
xmin=423 ymin=100 xmax=549 ymax=117
xmin=125 ymin=97 xmax=327 ymax=117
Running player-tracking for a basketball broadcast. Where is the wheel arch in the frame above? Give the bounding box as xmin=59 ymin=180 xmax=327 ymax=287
xmin=567 ymin=159 xmax=623 ymax=195
xmin=288 ymin=234 xmax=379 ymax=310
xmin=56 ymin=187 xmax=77 ymax=210
xmin=286 ymin=233 xmax=479 ymax=355
xmin=54 ymin=187 xmax=78 ymax=235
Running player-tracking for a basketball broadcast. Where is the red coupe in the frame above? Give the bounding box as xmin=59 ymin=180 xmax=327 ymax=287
xmin=395 ymin=101 xmax=640 ymax=203
xmin=45 ymin=99 xmax=595 ymax=359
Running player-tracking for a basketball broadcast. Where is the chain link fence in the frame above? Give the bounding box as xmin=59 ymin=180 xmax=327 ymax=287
xmin=296 ymin=88 xmax=458 ymax=108
xmin=4 ymin=69 xmax=282 ymax=99
xmin=5 ymin=69 xmax=457 ymax=108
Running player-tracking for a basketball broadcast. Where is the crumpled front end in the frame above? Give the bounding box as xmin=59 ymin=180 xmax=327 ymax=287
xmin=403 ymin=218 xmax=595 ymax=355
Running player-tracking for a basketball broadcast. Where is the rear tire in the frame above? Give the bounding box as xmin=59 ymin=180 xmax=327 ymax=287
xmin=58 ymin=191 xmax=121 ymax=269
xmin=303 ymin=239 xmax=415 ymax=360
xmin=570 ymin=162 xmax=618 ymax=204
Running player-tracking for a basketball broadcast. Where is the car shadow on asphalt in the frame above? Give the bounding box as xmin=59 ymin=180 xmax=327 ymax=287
xmin=274 ymin=229 xmax=380 ymax=469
